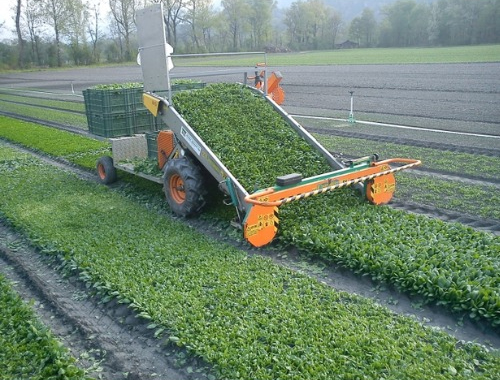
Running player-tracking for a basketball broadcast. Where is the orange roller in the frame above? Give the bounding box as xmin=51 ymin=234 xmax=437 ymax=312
xmin=365 ymin=170 xmax=396 ymax=205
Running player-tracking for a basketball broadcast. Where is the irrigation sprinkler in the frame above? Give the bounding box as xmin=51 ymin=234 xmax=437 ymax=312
xmin=348 ymin=90 xmax=356 ymax=123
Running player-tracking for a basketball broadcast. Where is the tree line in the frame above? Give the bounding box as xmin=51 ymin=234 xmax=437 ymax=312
xmin=1 ymin=0 xmax=498 ymax=70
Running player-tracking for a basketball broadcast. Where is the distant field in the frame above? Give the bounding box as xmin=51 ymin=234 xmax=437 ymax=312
xmin=173 ymin=44 xmax=500 ymax=66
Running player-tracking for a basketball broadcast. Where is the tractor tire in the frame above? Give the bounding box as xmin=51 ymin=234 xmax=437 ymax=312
xmin=96 ymin=156 xmax=117 ymax=185
xmin=164 ymin=157 xmax=206 ymax=217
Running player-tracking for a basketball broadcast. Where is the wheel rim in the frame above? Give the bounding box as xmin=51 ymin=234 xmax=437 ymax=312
xmin=97 ymin=163 xmax=106 ymax=180
xmin=169 ymin=174 xmax=186 ymax=204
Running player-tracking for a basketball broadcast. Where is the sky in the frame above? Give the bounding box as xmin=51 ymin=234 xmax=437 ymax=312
xmin=0 ymin=0 xmax=108 ymax=41
xmin=0 ymin=0 xmax=16 ymax=40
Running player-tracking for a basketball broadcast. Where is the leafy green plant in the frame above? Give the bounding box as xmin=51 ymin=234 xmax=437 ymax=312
xmin=173 ymin=84 xmax=500 ymax=326
xmin=0 ymin=273 xmax=87 ymax=380
xmin=173 ymin=83 xmax=330 ymax=191
xmin=1 ymin=145 xmax=499 ymax=380
xmin=2 ymin=85 xmax=500 ymax=329
xmin=0 ymin=102 xmax=88 ymax=128
xmin=90 ymin=79 xmax=203 ymax=91
xmin=278 ymin=190 xmax=500 ymax=324
xmin=130 ymin=158 xmax=163 ymax=177
xmin=315 ymin=134 xmax=500 ymax=181
xmin=0 ymin=116 xmax=109 ymax=169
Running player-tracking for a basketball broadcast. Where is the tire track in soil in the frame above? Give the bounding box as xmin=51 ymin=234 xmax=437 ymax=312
xmin=1 ymin=140 xmax=499 ymax=354
xmin=0 ymin=224 xmax=214 ymax=380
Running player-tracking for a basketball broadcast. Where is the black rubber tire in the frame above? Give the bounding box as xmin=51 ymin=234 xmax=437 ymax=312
xmin=163 ymin=157 xmax=206 ymax=217
xmin=96 ymin=156 xmax=117 ymax=185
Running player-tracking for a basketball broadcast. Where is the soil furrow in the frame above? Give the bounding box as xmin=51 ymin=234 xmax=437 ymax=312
xmin=0 ymin=223 xmax=212 ymax=380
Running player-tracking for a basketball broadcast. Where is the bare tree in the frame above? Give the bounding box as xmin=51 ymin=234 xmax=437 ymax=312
xmin=328 ymin=8 xmax=342 ymax=48
xmin=182 ymin=0 xmax=215 ymax=51
xmin=66 ymin=0 xmax=89 ymax=65
xmin=109 ymin=0 xmax=138 ymax=61
xmin=284 ymin=0 xmax=340 ymax=50
xmin=349 ymin=8 xmax=375 ymax=47
xmin=86 ymin=1 xmax=102 ymax=63
xmin=15 ymin=0 xmax=25 ymax=68
xmin=162 ymin=0 xmax=185 ymax=47
xmin=248 ymin=0 xmax=275 ymax=49
xmin=42 ymin=0 xmax=71 ymax=67
xmin=24 ymin=0 xmax=45 ymax=65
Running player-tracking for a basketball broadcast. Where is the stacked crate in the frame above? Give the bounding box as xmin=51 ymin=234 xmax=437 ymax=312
xmin=83 ymin=86 xmax=155 ymax=138
xmin=83 ymin=82 xmax=206 ymax=138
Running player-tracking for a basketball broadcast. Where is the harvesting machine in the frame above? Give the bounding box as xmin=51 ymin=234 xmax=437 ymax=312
xmin=95 ymin=3 xmax=421 ymax=247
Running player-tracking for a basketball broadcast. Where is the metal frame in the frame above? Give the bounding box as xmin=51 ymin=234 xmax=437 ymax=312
xmin=134 ymin=3 xmax=421 ymax=247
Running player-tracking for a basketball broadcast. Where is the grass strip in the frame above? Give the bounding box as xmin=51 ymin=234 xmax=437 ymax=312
xmin=0 ymin=102 xmax=88 ymax=128
xmin=0 ymin=93 xmax=85 ymax=113
xmin=0 ymin=273 xmax=87 ymax=380
xmin=172 ymin=45 xmax=500 ymax=66
xmin=0 ymin=116 xmax=109 ymax=169
xmin=315 ymin=134 xmax=500 ymax=181
xmin=0 ymin=144 xmax=498 ymax=380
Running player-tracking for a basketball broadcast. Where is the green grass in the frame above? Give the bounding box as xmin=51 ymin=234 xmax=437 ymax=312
xmin=174 ymin=45 xmax=500 ymax=66
xmin=0 ymin=273 xmax=87 ymax=380
xmin=1 ymin=144 xmax=498 ymax=380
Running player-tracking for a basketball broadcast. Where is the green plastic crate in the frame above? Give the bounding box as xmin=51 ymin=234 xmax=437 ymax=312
xmin=83 ymin=87 xmax=145 ymax=115
xmin=84 ymin=82 xmax=205 ymax=138
xmin=88 ymin=111 xmax=155 ymax=138
xmin=145 ymin=131 xmax=160 ymax=160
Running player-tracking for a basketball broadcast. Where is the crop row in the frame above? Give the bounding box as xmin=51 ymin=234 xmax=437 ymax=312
xmin=1 ymin=89 xmax=499 ymax=328
xmin=0 ymin=93 xmax=85 ymax=113
xmin=315 ymin=134 xmax=500 ymax=181
xmin=0 ymin=101 xmax=88 ymax=129
xmin=0 ymin=116 xmax=109 ymax=168
xmin=173 ymin=84 xmax=500 ymax=326
xmin=396 ymin=173 xmax=500 ymax=221
xmin=310 ymin=134 xmax=500 ymax=221
xmin=0 ymin=272 xmax=86 ymax=379
xmin=1 ymin=144 xmax=498 ymax=379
